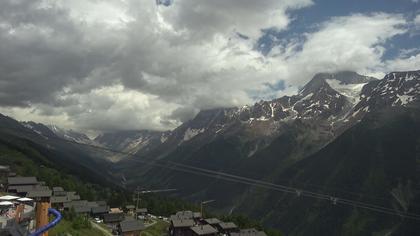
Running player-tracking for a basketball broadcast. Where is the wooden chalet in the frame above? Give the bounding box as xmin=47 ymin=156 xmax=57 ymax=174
xmin=119 ymin=219 xmax=145 ymax=236
xmin=170 ymin=218 xmax=195 ymax=236
xmin=190 ymin=225 xmax=218 ymax=236
xmin=216 ymin=222 xmax=239 ymax=235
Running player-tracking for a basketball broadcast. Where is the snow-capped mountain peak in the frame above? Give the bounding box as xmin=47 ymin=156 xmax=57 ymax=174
xmin=153 ymin=70 xmax=420 ymax=159
xmin=46 ymin=125 xmax=93 ymax=145
xmin=350 ymin=70 xmax=420 ymax=120
xmin=21 ymin=121 xmax=57 ymax=138
xmin=304 ymin=71 xmax=377 ymax=105
xmin=326 ymin=79 xmax=367 ymax=105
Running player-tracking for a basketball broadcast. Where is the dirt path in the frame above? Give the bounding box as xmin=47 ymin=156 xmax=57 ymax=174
xmin=91 ymin=221 xmax=113 ymax=236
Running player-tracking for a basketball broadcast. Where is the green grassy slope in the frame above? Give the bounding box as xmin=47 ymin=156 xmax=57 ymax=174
xmin=49 ymin=218 xmax=107 ymax=236
xmin=120 ymin=106 xmax=420 ymax=235
xmin=243 ymin=107 xmax=420 ymax=235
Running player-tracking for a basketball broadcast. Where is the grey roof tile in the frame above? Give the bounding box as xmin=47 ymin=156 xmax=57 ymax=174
xmin=120 ymin=220 xmax=145 ymax=232
xmin=190 ymin=225 xmax=218 ymax=235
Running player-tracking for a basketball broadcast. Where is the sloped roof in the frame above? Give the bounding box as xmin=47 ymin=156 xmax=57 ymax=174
xmin=190 ymin=225 xmax=218 ymax=235
xmin=87 ymin=202 xmax=99 ymax=207
xmin=103 ymin=213 xmax=124 ymax=223
xmin=176 ymin=210 xmax=194 ymax=219
xmin=8 ymin=177 xmax=38 ymax=185
xmin=69 ymin=195 xmax=80 ymax=201
xmin=50 ymin=196 xmax=70 ymax=204
xmin=218 ymin=222 xmax=238 ymax=230
xmin=13 ymin=185 xmax=49 ymax=193
xmin=63 ymin=200 xmax=88 ymax=208
xmin=66 ymin=192 xmax=80 ymax=200
xmin=120 ymin=220 xmax=145 ymax=232
xmin=96 ymin=201 xmax=107 ymax=206
xmin=204 ymin=218 xmax=221 ymax=225
xmin=70 ymin=200 xmax=88 ymax=205
xmin=230 ymin=228 xmax=267 ymax=236
xmin=172 ymin=219 xmax=195 ymax=228
xmin=136 ymin=208 xmax=147 ymax=213
xmin=52 ymin=187 xmax=64 ymax=192
xmin=74 ymin=205 xmax=91 ymax=213
xmin=26 ymin=190 xmax=52 ymax=198
xmin=92 ymin=206 xmax=109 ymax=214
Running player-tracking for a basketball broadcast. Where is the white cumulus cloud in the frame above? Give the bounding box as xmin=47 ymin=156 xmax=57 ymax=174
xmin=0 ymin=0 xmax=418 ymax=133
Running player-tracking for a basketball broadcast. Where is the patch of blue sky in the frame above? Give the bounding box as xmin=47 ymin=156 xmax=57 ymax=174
xmin=156 ymin=0 xmax=172 ymax=7
xmin=257 ymin=0 xmax=420 ymax=60
xmin=247 ymin=80 xmax=287 ymax=101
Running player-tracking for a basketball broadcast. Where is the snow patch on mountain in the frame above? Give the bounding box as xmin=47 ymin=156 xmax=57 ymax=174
xmin=326 ymin=79 xmax=367 ymax=104
xmin=395 ymin=94 xmax=414 ymax=106
xmin=161 ymin=133 xmax=169 ymax=143
xmin=48 ymin=125 xmax=93 ymax=144
xmin=247 ymin=143 xmax=259 ymax=157
xmin=300 ymin=93 xmax=313 ymax=101
xmin=144 ymin=70 xmax=418 ymax=162
xmin=256 ymin=116 xmax=270 ymax=121
xmin=49 ymin=125 xmax=59 ymax=133
xmin=183 ymin=128 xmax=205 ymax=141
xmin=269 ymin=103 xmax=275 ymax=118
xmin=22 ymin=123 xmax=42 ymax=135
xmin=406 ymin=75 xmax=415 ymax=81
xmin=125 ymin=137 xmax=150 ymax=151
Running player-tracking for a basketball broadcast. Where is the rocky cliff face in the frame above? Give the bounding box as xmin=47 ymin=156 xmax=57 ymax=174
xmin=119 ymin=71 xmax=420 ymax=235
xmin=138 ymin=71 xmax=378 ymax=161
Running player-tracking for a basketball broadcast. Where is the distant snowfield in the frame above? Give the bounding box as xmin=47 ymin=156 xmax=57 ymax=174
xmin=326 ymin=79 xmax=367 ymax=104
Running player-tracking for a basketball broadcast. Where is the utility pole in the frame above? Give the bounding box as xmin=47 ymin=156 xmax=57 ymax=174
xmin=134 ymin=187 xmax=141 ymax=216
xmin=200 ymin=200 xmax=215 ymax=219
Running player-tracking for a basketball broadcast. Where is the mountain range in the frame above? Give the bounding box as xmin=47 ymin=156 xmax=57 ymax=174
xmin=116 ymin=70 xmax=420 ymax=235
xmin=0 ymin=114 xmax=116 ymax=186
xmin=1 ymin=70 xmax=419 ymax=235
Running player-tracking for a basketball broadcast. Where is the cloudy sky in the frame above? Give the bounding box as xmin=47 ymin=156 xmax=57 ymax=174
xmin=0 ymin=0 xmax=419 ymax=134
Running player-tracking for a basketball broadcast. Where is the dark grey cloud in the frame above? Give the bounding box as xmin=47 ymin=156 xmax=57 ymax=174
xmin=167 ymin=106 xmax=199 ymax=123
xmin=0 ymin=0 xmax=118 ymax=107
xmin=0 ymin=0 xmax=418 ymax=132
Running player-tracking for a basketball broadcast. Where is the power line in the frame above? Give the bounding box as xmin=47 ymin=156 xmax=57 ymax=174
xmin=4 ymin=127 xmax=420 ymax=221
xmin=177 ymin=157 xmax=417 ymax=206
xmin=148 ymin=160 xmax=420 ymax=220
xmin=147 ymin=159 xmax=420 ymax=220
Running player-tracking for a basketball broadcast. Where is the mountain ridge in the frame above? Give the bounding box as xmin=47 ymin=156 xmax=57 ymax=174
xmin=115 ymin=69 xmax=420 ymax=235
xmin=16 ymin=71 xmax=385 ymax=162
xmin=125 ymin=70 xmax=382 ymax=162
xmin=1 ymin=69 xmax=420 ymax=235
